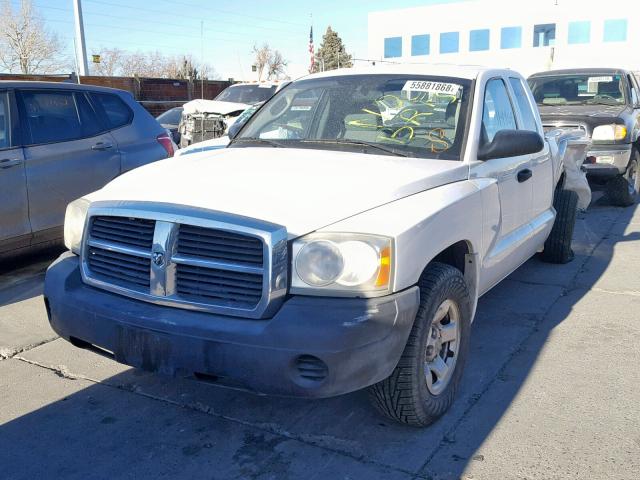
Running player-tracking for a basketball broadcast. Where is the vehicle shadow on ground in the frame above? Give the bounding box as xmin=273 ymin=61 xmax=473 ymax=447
xmin=0 ymin=247 xmax=63 ymax=307
xmin=0 ymin=202 xmax=637 ymax=479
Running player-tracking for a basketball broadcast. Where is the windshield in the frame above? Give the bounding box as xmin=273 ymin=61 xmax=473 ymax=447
xmin=529 ymin=74 xmax=626 ymax=106
xmin=156 ymin=107 xmax=183 ymax=125
xmin=215 ymin=85 xmax=277 ymax=104
xmin=234 ymin=74 xmax=471 ymax=160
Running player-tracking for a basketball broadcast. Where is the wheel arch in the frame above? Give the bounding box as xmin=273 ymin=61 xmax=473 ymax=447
xmin=417 ymin=239 xmax=480 ymax=320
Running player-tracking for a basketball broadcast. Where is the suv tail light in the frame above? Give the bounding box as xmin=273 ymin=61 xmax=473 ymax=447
xmin=157 ymin=132 xmax=175 ymax=157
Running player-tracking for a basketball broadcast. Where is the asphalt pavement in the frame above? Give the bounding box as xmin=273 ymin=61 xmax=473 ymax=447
xmin=1 ymin=198 xmax=639 ymax=480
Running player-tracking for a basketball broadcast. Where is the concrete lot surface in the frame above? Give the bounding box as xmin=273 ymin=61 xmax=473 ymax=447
xmin=1 ymin=199 xmax=639 ymax=480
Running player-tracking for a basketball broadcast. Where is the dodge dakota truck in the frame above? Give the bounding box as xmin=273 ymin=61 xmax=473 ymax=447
xmin=529 ymin=68 xmax=640 ymax=206
xmin=45 ymin=66 xmax=582 ymax=427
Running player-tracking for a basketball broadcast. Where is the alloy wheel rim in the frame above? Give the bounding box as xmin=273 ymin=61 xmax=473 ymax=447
xmin=424 ymin=299 xmax=460 ymax=395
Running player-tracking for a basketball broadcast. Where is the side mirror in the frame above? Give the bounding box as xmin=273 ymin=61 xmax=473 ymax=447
xmin=477 ymin=130 xmax=544 ymax=161
xmin=228 ymin=120 xmax=243 ymax=140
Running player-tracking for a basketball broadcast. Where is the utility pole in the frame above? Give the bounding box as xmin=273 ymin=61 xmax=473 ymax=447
xmin=72 ymin=0 xmax=89 ymax=76
xmin=200 ymin=20 xmax=204 ymax=98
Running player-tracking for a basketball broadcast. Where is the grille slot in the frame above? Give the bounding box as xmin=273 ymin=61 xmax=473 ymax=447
xmin=87 ymin=247 xmax=151 ymax=288
xmin=295 ymin=355 xmax=328 ymax=382
xmin=176 ymin=224 xmax=264 ymax=266
xmin=176 ymin=264 xmax=263 ymax=308
xmin=90 ymin=216 xmax=155 ymax=249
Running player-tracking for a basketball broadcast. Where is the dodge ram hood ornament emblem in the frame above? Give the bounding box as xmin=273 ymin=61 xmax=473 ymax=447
xmin=152 ymin=251 xmax=165 ymax=267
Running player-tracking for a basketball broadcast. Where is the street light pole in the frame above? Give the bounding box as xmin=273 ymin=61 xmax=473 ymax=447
xmin=72 ymin=0 xmax=89 ymax=76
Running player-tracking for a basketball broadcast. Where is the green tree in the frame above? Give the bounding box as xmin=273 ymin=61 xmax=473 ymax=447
xmin=314 ymin=26 xmax=352 ymax=72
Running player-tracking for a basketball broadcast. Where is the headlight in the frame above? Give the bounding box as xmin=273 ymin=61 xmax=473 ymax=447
xmin=63 ymin=198 xmax=90 ymax=254
xmin=592 ymin=124 xmax=627 ymax=142
xmin=292 ymin=233 xmax=392 ymax=296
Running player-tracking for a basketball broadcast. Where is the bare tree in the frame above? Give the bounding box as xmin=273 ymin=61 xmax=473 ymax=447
xmin=252 ymin=44 xmax=271 ymax=81
xmin=90 ymin=48 xmax=126 ymax=76
xmin=252 ymin=43 xmax=287 ymax=81
xmin=0 ymin=0 xmax=67 ymax=74
xmin=89 ymin=47 xmax=220 ymax=80
xmin=267 ymin=50 xmax=288 ymax=80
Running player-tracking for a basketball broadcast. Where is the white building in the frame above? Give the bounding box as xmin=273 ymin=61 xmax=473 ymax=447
xmin=367 ymin=0 xmax=639 ymax=76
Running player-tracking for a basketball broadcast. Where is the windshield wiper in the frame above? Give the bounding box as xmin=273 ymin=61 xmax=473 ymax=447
xmin=229 ymin=137 xmax=286 ymax=148
xmin=301 ymin=139 xmax=409 ymax=157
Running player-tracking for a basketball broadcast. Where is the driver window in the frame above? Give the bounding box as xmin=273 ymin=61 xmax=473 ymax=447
xmin=482 ymin=79 xmax=517 ymax=145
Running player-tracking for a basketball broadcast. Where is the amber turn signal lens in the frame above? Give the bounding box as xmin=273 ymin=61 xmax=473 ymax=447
xmin=375 ymin=246 xmax=391 ymax=287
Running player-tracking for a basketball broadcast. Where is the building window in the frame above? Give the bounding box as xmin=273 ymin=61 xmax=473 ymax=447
xmin=500 ymin=26 xmax=522 ymax=49
xmin=411 ymin=34 xmax=430 ymax=56
xmin=533 ymin=24 xmax=556 ymax=47
xmin=384 ymin=37 xmax=402 ymax=58
xmin=568 ymin=21 xmax=590 ymax=44
xmin=604 ymin=19 xmax=627 ymax=42
xmin=469 ymin=29 xmax=490 ymax=51
xmin=440 ymin=32 xmax=459 ymax=54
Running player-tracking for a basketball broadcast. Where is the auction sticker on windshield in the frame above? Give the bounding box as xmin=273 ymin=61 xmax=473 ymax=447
xmin=402 ymin=80 xmax=461 ymax=96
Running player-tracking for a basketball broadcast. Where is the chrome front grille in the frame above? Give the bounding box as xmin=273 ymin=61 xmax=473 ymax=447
xmin=81 ymin=206 xmax=288 ymax=319
xmin=90 ymin=216 xmax=155 ymax=249
xmin=87 ymin=246 xmax=151 ymax=289
xmin=543 ymin=124 xmax=587 ymax=135
xmin=176 ymin=224 xmax=264 ymax=266
xmin=176 ymin=264 xmax=263 ymax=307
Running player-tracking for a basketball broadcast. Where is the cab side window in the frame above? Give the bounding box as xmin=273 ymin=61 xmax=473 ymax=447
xmin=509 ymin=77 xmax=539 ymax=133
xmin=482 ymin=78 xmax=517 ymax=144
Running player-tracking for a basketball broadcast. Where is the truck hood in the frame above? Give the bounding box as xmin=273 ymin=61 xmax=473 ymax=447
xmin=88 ymin=147 xmax=468 ymax=238
xmin=538 ymin=104 xmax=628 ymax=130
xmin=182 ymin=99 xmax=250 ymax=116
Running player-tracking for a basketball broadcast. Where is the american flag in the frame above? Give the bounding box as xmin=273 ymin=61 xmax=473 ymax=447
xmin=309 ymin=26 xmax=315 ymax=73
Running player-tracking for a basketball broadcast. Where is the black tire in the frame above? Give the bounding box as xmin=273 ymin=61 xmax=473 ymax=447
xmin=542 ymin=189 xmax=578 ymax=264
xmin=605 ymin=153 xmax=638 ymax=207
xmin=369 ymin=263 xmax=471 ymax=427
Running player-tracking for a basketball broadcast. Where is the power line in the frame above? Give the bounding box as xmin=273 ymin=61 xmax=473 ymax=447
xmin=153 ymin=0 xmax=307 ymax=28
xmin=83 ymin=0 xmax=306 ymax=34
xmin=36 ymin=3 xmax=301 ymax=41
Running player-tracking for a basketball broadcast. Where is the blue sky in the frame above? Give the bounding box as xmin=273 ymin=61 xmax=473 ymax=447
xmin=22 ymin=0 xmax=464 ymax=80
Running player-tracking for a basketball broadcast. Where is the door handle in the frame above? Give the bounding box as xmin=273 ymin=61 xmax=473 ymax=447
xmin=91 ymin=142 xmax=113 ymax=151
xmin=517 ymin=168 xmax=533 ymax=183
xmin=0 ymin=158 xmax=22 ymax=169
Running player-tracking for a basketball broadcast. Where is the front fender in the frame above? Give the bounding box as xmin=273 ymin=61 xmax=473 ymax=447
xmin=318 ymin=180 xmax=486 ymax=295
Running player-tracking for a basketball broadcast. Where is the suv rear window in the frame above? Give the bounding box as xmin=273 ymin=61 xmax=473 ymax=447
xmin=90 ymin=92 xmax=133 ymax=129
xmin=21 ymin=90 xmax=103 ymax=144
xmin=0 ymin=92 xmax=9 ymax=149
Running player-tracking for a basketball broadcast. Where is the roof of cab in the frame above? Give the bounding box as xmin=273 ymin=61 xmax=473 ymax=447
xmin=529 ymin=67 xmax=629 ymax=78
xmin=0 ymin=80 xmax=128 ymax=94
xmin=299 ymin=64 xmax=499 ymax=81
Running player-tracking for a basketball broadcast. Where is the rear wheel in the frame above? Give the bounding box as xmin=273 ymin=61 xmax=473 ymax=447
xmin=369 ymin=263 xmax=471 ymax=427
xmin=542 ymin=189 xmax=578 ymax=264
xmin=606 ymin=152 xmax=638 ymax=207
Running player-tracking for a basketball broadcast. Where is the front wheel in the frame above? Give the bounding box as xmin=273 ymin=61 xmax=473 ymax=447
xmin=606 ymin=153 xmax=639 ymax=207
xmin=369 ymin=263 xmax=471 ymax=427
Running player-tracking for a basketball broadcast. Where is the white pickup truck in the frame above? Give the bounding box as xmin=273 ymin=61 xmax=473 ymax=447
xmin=45 ymin=66 xmax=583 ymax=427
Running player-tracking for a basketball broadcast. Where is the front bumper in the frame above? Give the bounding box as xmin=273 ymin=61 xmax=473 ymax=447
xmin=584 ymin=145 xmax=632 ymax=177
xmin=44 ymin=253 xmax=420 ymax=398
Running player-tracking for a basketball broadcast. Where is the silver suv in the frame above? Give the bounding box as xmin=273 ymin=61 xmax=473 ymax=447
xmin=0 ymin=81 xmax=174 ymax=258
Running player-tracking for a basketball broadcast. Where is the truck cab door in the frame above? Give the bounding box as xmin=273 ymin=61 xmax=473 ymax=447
xmin=507 ymin=77 xmax=554 ymax=221
xmin=470 ymin=78 xmax=534 ymax=291
xmin=0 ymin=89 xmax=30 ymax=253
